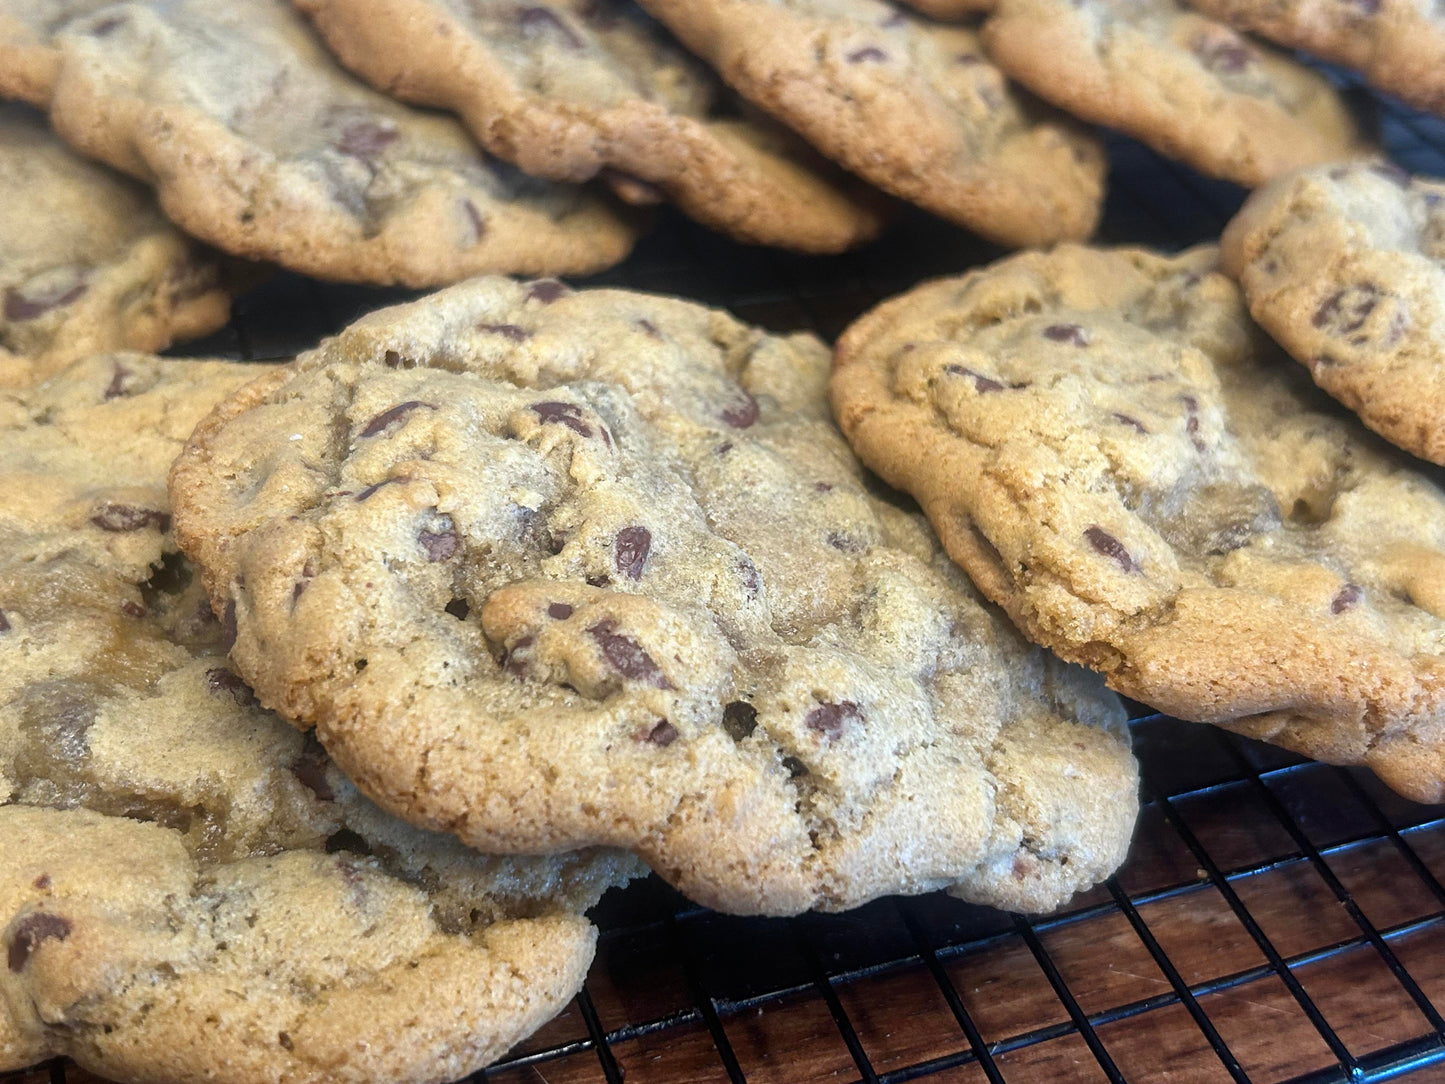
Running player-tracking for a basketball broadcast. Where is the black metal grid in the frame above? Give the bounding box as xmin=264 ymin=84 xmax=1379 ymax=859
xmin=10 ymin=74 xmax=1445 ymax=1084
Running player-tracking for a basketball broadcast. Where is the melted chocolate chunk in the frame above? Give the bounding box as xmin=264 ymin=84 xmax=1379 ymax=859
xmin=293 ymin=736 xmax=335 ymax=802
xmin=722 ymin=700 xmax=758 ymax=741
xmin=945 ymin=365 xmax=1004 ymax=393
xmin=477 ymin=322 xmax=531 ymax=342
xmin=1112 ymin=413 xmax=1147 ymax=434
xmin=586 ymin=573 xmax=611 ymax=588
xmin=418 ymin=528 xmax=459 ymax=562
xmin=587 ymin=620 xmax=672 ymax=688
xmin=7 ymin=913 xmax=71 ymax=973
xmin=806 ymin=700 xmax=862 ymax=740
xmin=642 ymin=720 xmax=677 ymax=746
xmin=335 ymin=119 xmax=400 ymax=160
xmin=90 ymin=504 xmax=170 ymax=533
xmin=547 ymin=602 xmax=574 ymax=620
xmin=1313 ymin=284 xmax=1381 ymax=337
xmin=32 ymin=874 xmax=50 ymax=891
xmin=1084 ymin=526 xmax=1137 ymax=573
xmin=721 ymin=392 xmax=760 ymax=428
xmin=614 ymin=526 xmax=652 ymax=579
xmin=519 ymin=6 xmax=584 ymax=48
xmin=445 ymin=597 xmax=471 ymax=621
xmin=1332 ymin=583 xmax=1364 ymax=614
xmin=4 ymin=275 xmax=88 ymax=321
xmin=525 ymin=279 xmax=571 ymax=303
xmin=532 ymin=401 xmax=592 ymax=437
xmin=1043 ymin=323 xmax=1090 ymax=346
xmin=206 ymin=667 xmax=256 ymax=708
xmin=103 ymin=362 xmax=131 ymax=400
xmin=360 ymin=400 xmax=434 ymax=438
xmin=782 ymin=755 xmax=808 ymax=778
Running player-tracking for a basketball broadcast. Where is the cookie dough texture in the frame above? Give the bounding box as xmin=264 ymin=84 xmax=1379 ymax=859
xmin=1187 ymin=0 xmax=1445 ymax=118
xmin=633 ymin=0 xmax=1107 ymax=247
xmin=833 ymin=245 xmax=1445 ymax=804
xmin=0 ymin=354 xmax=640 ymax=1083
xmin=0 ymin=104 xmax=235 ymax=389
xmin=170 ymin=277 xmax=1138 ymax=917
xmin=1222 ymin=162 xmax=1445 ymax=466
xmin=0 ymin=0 xmax=636 ymax=286
xmin=982 ymin=0 xmax=1373 ymax=188
xmin=295 ymin=0 xmax=887 ymax=252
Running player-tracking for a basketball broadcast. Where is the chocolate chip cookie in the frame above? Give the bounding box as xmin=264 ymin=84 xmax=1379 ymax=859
xmin=1222 ymin=162 xmax=1445 ymax=466
xmin=833 ymin=244 xmax=1445 ymax=804
xmin=0 ymin=0 xmax=637 ymax=286
xmin=633 ymin=0 xmax=1107 ymax=247
xmin=170 ymin=277 xmax=1139 ymax=917
xmin=0 ymin=104 xmax=237 ymax=389
xmin=295 ymin=0 xmax=888 ymax=253
xmin=982 ymin=0 xmax=1373 ymax=188
xmin=0 ymin=353 xmax=641 ymax=1083
xmin=1186 ymin=0 xmax=1445 ymax=119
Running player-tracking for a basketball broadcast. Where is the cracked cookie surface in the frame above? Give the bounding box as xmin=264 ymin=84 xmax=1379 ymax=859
xmin=1185 ymin=0 xmax=1445 ymax=119
xmin=833 ymin=244 xmax=1445 ymax=804
xmin=170 ymin=277 xmax=1138 ymax=917
xmin=0 ymin=353 xmax=640 ymax=1083
xmin=0 ymin=104 xmax=237 ymax=389
xmin=633 ymin=0 xmax=1106 ymax=247
xmin=1223 ymin=162 xmax=1445 ymax=467
xmin=982 ymin=0 xmax=1373 ymax=187
xmin=0 ymin=0 xmax=636 ymax=286
xmin=296 ymin=0 xmax=887 ymax=252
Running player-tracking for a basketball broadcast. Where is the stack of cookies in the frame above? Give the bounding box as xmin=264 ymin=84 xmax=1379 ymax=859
xmin=4 ymin=0 xmax=1445 ymax=1082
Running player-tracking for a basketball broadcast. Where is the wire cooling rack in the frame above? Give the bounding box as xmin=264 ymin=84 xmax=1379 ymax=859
xmin=9 ymin=84 xmax=1445 ymax=1084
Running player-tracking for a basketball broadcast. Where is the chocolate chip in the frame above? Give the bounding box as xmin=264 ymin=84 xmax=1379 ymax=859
xmin=738 ymin=557 xmax=761 ymax=598
xmin=614 ymin=526 xmax=651 ymax=579
xmin=0 ymin=610 xmax=10 ymax=633
xmin=336 ymin=119 xmax=399 ymax=160
xmin=90 ymin=14 xmax=127 ymax=34
xmin=4 ymin=274 xmax=88 ymax=321
xmin=360 ymin=400 xmax=434 ymax=438
xmin=945 ymin=365 xmax=1004 ymax=393
xmin=635 ymin=317 xmax=662 ymax=338
xmin=1181 ymin=395 xmax=1207 ymax=452
xmin=782 ymin=755 xmax=808 ymax=778
xmin=1112 ymin=413 xmax=1147 ymax=433
xmin=722 ymin=392 xmax=760 ymax=428
xmin=587 ymin=620 xmax=672 ymax=688
xmin=461 ymin=198 xmax=486 ymax=242
xmin=120 ymin=600 xmax=146 ymax=619
xmin=206 ymin=667 xmax=256 ymax=708
xmin=546 ymin=602 xmax=575 ymax=621
xmin=1332 ymin=584 xmax=1363 ymax=614
xmin=722 ymin=700 xmax=758 ymax=741
xmin=532 ymin=401 xmax=592 ymax=437
xmin=586 ymin=573 xmax=611 ymax=588
xmin=1085 ymin=526 xmax=1137 ymax=572
xmin=278 ymin=1032 xmax=295 ymax=1052
xmin=1191 ymin=33 xmax=1250 ymax=72
xmin=827 ymin=531 xmax=863 ymax=552
xmin=525 ymin=279 xmax=570 ymax=303
xmin=717 ymin=442 xmax=733 ymax=455
xmin=502 ymin=635 xmax=535 ymax=677
xmin=354 ymin=477 xmax=404 ymax=503
xmin=32 ymin=875 xmax=50 ymax=891
xmin=1313 ymin=284 xmax=1381 ymax=337
xmin=519 ymin=6 xmax=584 ymax=47
xmin=293 ymin=735 xmax=334 ymax=802
xmin=1043 ymin=323 xmax=1090 ymax=346
xmin=7 ymin=913 xmax=70 ymax=972
xmin=419 ymin=528 xmax=459 ymax=562
xmin=383 ymin=350 xmax=416 ymax=369
xmin=103 ymin=362 xmax=131 ymax=400
xmin=90 ymin=504 xmax=170 ymax=533
xmin=846 ymin=44 xmax=889 ymax=62
xmin=806 ymin=700 xmax=863 ymax=740
xmin=221 ymin=599 xmax=237 ymax=652
xmin=445 ymin=598 xmax=470 ymax=620
xmin=642 ymin=720 xmax=677 ymax=746
xmin=477 ymin=322 xmax=530 ymax=342
xmin=814 ymin=482 xmax=833 ymax=493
